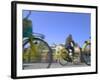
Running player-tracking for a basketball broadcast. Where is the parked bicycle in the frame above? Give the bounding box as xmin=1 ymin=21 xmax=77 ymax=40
xmin=23 ymin=11 xmax=52 ymax=69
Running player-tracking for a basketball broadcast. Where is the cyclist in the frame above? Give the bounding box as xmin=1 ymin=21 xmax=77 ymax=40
xmin=65 ymin=34 xmax=75 ymax=56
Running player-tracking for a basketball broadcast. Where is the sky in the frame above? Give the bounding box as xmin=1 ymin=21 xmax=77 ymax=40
xmin=23 ymin=10 xmax=91 ymax=47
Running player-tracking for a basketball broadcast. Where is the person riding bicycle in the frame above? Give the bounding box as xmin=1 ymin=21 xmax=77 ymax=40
xmin=65 ymin=34 xmax=75 ymax=56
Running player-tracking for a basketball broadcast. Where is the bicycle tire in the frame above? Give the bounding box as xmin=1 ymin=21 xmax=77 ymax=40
xmin=81 ymin=53 xmax=91 ymax=66
xmin=58 ymin=49 xmax=70 ymax=66
xmin=23 ymin=38 xmax=52 ymax=69
xmin=59 ymin=58 xmax=68 ymax=66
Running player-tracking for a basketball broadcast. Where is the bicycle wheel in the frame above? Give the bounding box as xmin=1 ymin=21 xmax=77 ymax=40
xmin=23 ymin=38 xmax=52 ymax=69
xmin=58 ymin=48 xmax=70 ymax=66
xmin=82 ymin=41 xmax=91 ymax=65
xmin=72 ymin=47 xmax=81 ymax=64
xmin=81 ymin=53 xmax=91 ymax=65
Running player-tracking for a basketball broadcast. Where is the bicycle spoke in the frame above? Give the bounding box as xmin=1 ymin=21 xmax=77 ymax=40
xmin=23 ymin=38 xmax=52 ymax=69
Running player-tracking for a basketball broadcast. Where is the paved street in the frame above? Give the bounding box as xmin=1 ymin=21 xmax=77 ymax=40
xmin=23 ymin=62 xmax=88 ymax=70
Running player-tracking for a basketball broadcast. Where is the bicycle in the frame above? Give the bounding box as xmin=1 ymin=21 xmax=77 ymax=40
xmin=55 ymin=42 xmax=81 ymax=66
xmin=81 ymin=40 xmax=91 ymax=65
xmin=55 ymin=40 xmax=91 ymax=66
xmin=23 ymin=12 xmax=52 ymax=69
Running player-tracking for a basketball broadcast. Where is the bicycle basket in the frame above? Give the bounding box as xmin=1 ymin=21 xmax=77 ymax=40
xmin=23 ymin=19 xmax=32 ymax=37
